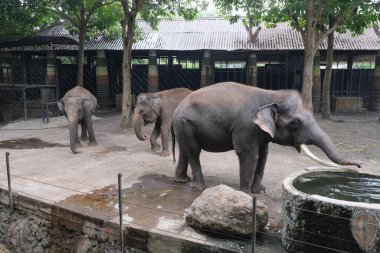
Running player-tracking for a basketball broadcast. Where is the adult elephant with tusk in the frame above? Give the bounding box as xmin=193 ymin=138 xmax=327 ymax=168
xmin=133 ymin=88 xmax=192 ymax=156
xmin=57 ymin=86 xmax=97 ymax=154
xmin=172 ymin=82 xmax=363 ymax=193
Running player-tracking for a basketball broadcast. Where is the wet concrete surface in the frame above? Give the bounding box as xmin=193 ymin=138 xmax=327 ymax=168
xmin=58 ymin=174 xmax=201 ymax=225
xmin=0 ymin=138 xmax=65 ymax=149
xmin=0 ymin=111 xmax=379 ymax=252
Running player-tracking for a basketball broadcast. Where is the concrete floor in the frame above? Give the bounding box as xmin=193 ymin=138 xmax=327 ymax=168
xmin=0 ymin=111 xmax=379 ymax=252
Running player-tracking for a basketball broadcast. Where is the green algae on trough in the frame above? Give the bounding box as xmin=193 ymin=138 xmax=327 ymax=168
xmin=293 ymin=171 xmax=380 ymax=204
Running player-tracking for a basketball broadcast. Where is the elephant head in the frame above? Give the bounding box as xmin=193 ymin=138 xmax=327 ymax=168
xmin=58 ymin=97 xmax=87 ymax=154
xmin=133 ymin=93 xmax=161 ymax=141
xmin=253 ymin=91 xmax=362 ymax=168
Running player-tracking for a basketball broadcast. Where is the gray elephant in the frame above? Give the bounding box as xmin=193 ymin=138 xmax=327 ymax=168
xmin=172 ymin=82 xmax=362 ymax=193
xmin=57 ymin=86 xmax=97 ymax=154
xmin=133 ymin=88 xmax=192 ymax=156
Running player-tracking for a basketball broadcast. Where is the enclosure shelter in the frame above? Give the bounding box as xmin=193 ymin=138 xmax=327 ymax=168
xmin=1 ymin=17 xmax=379 ymax=123
xmin=0 ymin=23 xmax=78 ymax=123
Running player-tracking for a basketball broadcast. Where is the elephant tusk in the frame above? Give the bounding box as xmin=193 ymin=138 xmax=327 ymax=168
xmin=300 ymin=144 xmax=342 ymax=168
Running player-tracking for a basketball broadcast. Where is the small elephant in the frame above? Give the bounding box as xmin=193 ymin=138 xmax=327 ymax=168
xmin=133 ymin=88 xmax=192 ymax=156
xmin=172 ymin=82 xmax=362 ymax=193
xmin=57 ymin=86 xmax=97 ymax=154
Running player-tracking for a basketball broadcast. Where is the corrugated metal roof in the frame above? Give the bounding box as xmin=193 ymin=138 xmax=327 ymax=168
xmin=5 ymin=17 xmax=380 ymax=51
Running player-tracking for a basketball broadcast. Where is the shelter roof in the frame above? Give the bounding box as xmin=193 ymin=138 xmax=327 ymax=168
xmin=3 ymin=17 xmax=379 ymax=51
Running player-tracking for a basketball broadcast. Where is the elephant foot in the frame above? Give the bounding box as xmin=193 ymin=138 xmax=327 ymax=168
xmin=173 ymin=175 xmax=191 ymax=183
xmin=81 ymin=135 xmax=88 ymax=141
xmin=190 ymin=181 xmax=207 ymax=191
xmin=158 ymin=150 xmax=170 ymax=157
xmin=71 ymin=143 xmax=82 ymax=154
xmin=88 ymin=140 xmax=98 ymax=147
xmin=151 ymin=144 xmax=161 ymax=152
xmin=251 ymin=183 xmax=266 ymax=194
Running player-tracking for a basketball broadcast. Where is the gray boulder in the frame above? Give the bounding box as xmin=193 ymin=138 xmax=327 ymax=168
xmin=185 ymin=185 xmax=268 ymax=237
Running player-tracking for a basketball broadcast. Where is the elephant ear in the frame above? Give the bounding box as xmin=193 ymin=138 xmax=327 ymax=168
xmin=253 ymin=103 xmax=278 ymax=138
xmin=149 ymin=94 xmax=161 ymax=115
xmin=57 ymin=100 xmax=66 ymax=116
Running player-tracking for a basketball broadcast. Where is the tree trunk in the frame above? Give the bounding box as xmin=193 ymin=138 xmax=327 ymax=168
xmin=301 ymin=0 xmax=316 ymax=112
xmin=77 ymin=4 xmax=86 ymax=87
xmin=77 ymin=25 xmax=86 ymax=87
xmin=322 ymin=30 xmax=334 ymax=119
xmin=120 ymin=17 xmax=135 ymax=129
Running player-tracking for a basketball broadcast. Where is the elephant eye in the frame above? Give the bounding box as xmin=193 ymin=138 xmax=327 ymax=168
xmin=289 ymin=118 xmax=302 ymax=129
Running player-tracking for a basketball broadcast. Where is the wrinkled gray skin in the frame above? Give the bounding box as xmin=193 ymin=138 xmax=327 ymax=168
xmin=57 ymin=86 xmax=97 ymax=154
xmin=133 ymin=88 xmax=192 ymax=156
xmin=172 ymin=82 xmax=363 ymax=193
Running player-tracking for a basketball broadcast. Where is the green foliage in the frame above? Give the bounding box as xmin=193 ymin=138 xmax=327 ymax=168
xmin=214 ymin=0 xmax=265 ymax=28
xmin=139 ymin=0 xmax=208 ymax=30
xmin=33 ymin=0 xmax=123 ymax=40
xmin=266 ymin=0 xmax=380 ymax=36
xmin=0 ymin=1 xmax=58 ymax=41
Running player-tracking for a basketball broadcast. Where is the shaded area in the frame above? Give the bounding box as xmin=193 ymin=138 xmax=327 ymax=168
xmin=0 ymin=138 xmax=65 ymax=149
xmin=294 ymin=171 xmax=380 ymax=203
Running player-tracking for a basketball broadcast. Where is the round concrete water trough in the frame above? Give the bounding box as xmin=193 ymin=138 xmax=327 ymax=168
xmin=282 ymin=168 xmax=380 ymax=253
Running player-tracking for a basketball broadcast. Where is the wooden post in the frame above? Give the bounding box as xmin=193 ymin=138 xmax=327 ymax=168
xmin=370 ymin=51 xmax=380 ymax=111
xmin=246 ymin=54 xmax=257 ymax=87
xmin=200 ymin=50 xmax=212 ymax=88
xmin=96 ymin=50 xmax=110 ymax=106
xmin=147 ymin=50 xmax=159 ymax=92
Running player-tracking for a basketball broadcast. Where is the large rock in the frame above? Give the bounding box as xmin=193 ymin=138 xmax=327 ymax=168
xmin=185 ymin=185 xmax=268 ymax=237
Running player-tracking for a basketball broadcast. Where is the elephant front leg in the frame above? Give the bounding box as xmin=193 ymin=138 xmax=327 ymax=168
xmin=84 ymin=114 xmax=97 ymax=146
xmin=251 ymin=143 xmax=268 ymax=194
xmin=80 ymin=121 xmax=88 ymax=141
xmin=236 ymin=144 xmax=259 ymax=194
xmin=150 ymin=120 xmax=161 ymax=152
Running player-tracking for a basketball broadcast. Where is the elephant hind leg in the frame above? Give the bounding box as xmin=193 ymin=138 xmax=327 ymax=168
xmin=189 ymin=154 xmax=206 ymax=191
xmin=174 ymin=149 xmax=190 ymax=183
xmin=151 ymin=120 xmax=161 ymax=152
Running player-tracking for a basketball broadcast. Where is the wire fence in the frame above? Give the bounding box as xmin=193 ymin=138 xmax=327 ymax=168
xmin=1 ymin=152 xmax=379 ymax=253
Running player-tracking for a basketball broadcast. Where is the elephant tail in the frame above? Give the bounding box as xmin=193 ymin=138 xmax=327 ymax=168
xmin=171 ymin=124 xmax=176 ymax=163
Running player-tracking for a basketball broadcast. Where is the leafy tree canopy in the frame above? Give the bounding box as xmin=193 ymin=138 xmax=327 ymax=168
xmin=0 ymin=0 xmax=58 ymax=41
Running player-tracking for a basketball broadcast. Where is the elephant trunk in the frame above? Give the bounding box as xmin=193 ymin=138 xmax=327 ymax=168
xmin=310 ymin=125 xmax=362 ymax=168
xmin=68 ymin=117 xmax=79 ymax=154
xmin=133 ymin=110 xmax=148 ymax=141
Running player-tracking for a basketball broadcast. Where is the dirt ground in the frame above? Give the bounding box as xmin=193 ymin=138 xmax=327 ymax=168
xmin=0 ymin=109 xmax=379 ymax=251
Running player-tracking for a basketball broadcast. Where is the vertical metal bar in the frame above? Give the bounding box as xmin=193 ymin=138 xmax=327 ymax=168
xmin=118 ymin=173 xmax=124 ymax=253
xmin=251 ymin=197 xmax=257 ymax=253
xmin=23 ymin=88 xmax=27 ymax=120
xmin=357 ymin=69 xmax=362 ymax=97
xmin=6 ymin=152 xmax=13 ymax=211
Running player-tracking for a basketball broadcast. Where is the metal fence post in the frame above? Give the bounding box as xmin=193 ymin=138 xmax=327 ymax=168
xmin=5 ymin=152 xmax=13 ymax=211
xmin=251 ymin=196 xmax=257 ymax=253
xmin=118 ymin=173 xmax=125 ymax=253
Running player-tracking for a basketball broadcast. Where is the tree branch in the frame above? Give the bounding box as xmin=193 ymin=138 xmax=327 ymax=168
xmin=291 ymin=15 xmax=306 ymax=40
xmin=374 ymin=22 xmax=380 ymax=38
xmin=313 ymin=0 xmax=327 ymax=29
xmin=43 ymin=6 xmax=79 ymax=27
xmin=315 ymin=3 xmax=358 ymax=51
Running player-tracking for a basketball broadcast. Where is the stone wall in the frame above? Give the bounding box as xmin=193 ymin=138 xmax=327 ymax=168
xmin=0 ymin=200 xmax=145 ymax=253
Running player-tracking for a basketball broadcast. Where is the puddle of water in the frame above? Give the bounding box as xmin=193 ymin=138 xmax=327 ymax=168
xmin=58 ymin=174 xmax=201 ymax=226
xmin=0 ymin=138 xmax=65 ymax=149
xmin=293 ymin=172 xmax=380 ymax=204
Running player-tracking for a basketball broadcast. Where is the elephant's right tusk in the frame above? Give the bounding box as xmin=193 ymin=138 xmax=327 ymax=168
xmin=300 ymin=144 xmax=342 ymax=168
